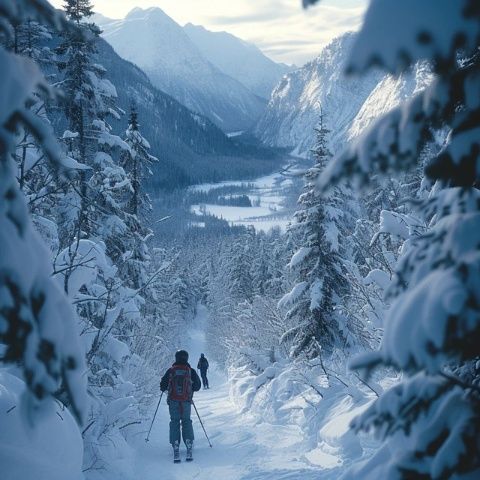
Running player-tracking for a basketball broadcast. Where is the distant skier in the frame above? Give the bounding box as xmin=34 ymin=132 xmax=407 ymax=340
xmin=197 ymin=353 xmax=210 ymax=389
xmin=160 ymin=350 xmax=201 ymax=463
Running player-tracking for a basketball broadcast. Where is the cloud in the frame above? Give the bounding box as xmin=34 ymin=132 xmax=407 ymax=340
xmin=48 ymin=0 xmax=367 ymax=65
xmin=204 ymin=2 xmax=367 ymax=64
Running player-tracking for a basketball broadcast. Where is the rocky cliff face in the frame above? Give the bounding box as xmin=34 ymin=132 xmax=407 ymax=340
xmin=254 ymin=33 xmax=382 ymax=156
xmin=255 ymin=33 xmax=432 ymax=158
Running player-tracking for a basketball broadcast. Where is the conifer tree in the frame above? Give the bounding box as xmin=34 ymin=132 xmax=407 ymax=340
xmin=116 ymin=106 xmax=158 ymax=290
xmin=57 ymin=0 xmax=99 ymax=167
xmin=122 ymin=104 xmax=156 ymax=217
xmin=280 ymin=112 xmax=351 ymax=358
xmin=229 ymin=227 xmax=255 ymax=302
xmin=12 ymin=19 xmax=60 ymax=228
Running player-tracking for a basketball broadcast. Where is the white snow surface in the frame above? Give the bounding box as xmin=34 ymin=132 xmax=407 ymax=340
xmin=0 ymin=370 xmax=84 ymax=480
xmin=132 ymin=306 xmax=320 ymax=479
xmin=189 ymin=161 xmax=302 ymax=233
xmin=129 ymin=306 xmax=383 ymax=480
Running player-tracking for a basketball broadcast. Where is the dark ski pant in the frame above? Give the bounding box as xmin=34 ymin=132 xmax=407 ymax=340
xmin=168 ymin=400 xmax=194 ymax=446
xmin=200 ymin=369 xmax=209 ymax=388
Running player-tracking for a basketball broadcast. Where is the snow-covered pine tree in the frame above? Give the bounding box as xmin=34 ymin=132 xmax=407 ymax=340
xmin=55 ymin=0 xmax=102 ymax=249
xmin=0 ymin=0 xmax=86 ymax=422
xmin=117 ymin=105 xmax=158 ymax=290
xmin=122 ymin=104 xmax=156 ymax=218
xmin=228 ymin=226 xmax=255 ymax=303
xmin=279 ymin=112 xmax=351 ymax=358
xmin=8 ymin=15 xmax=71 ymax=255
xmin=305 ymin=0 xmax=480 ymax=477
xmin=56 ymin=0 xmax=98 ymax=162
xmin=9 ymin=17 xmax=53 ymax=61
xmin=55 ymin=0 xmax=134 ymax=280
xmin=250 ymin=232 xmax=273 ymax=297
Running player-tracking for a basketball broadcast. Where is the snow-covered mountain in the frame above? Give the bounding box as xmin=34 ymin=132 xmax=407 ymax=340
xmin=347 ymin=62 xmax=432 ymax=140
xmin=254 ymin=33 xmax=384 ymax=156
xmin=72 ymin=38 xmax=279 ymax=190
xmin=92 ymin=38 xmax=236 ymax=189
xmin=183 ymin=23 xmax=292 ymax=99
xmin=254 ymin=33 xmax=433 ymax=158
xmin=98 ymin=7 xmax=266 ymax=133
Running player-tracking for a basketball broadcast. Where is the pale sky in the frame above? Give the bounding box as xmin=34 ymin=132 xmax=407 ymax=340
xmin=49 ymin=0 xmax=367 ymax=65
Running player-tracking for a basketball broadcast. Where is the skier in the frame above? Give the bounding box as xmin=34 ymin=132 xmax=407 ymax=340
xmin=197 ymin=353 xmax=210 ymax=389
xmin=160 ymin=350 xmax=201 ymax=463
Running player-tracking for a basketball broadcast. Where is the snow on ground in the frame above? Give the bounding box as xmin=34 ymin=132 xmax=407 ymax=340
xmin=189 ymin=162 xmax=302 ymax=233
xmin=131 ymin=306 xmax=328 ymax=479
xmin=188 ymin=170 xmax=281 ymax=194
xmin=227 ymin=131 xmax=244 ymax=138
xmin=0 ymin=370 xmax=84 ymax=480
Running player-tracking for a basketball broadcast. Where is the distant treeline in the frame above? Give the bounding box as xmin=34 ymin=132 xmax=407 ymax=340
xmin=185 ymin=185 xmax=256 ymax=206
xmin=151 ymin=191 xmax=249 ymax=244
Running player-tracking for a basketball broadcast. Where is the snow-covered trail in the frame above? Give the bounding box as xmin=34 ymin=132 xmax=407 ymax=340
xmin=133 ymin=305 xmax=321 ymax=480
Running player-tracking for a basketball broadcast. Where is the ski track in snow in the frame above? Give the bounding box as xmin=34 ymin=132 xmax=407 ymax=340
xmin=133 ymin=306 xmax=326 ymax=480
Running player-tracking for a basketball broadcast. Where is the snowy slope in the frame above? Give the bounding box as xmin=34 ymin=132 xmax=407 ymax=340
xmin=184 ymin=23 xmax=292 ymax=99
xmin=254 ymin=33 xmax=384 ymax=156
xmin=133 ymin=306 xmax=384 ymax=479
xmin=347 ymin=62 xmax=432 ymax=140
xmin=254 ymin=33 xmax=433 ymax=157
xmin=0 ymin=370 xmax=84 ymax=480
xmin=99 ymin=8 xmax=266 ymax=132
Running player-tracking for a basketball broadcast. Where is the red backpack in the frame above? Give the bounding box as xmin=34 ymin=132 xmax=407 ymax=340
xmin=168 ymin=365 xmax=192 ymax=401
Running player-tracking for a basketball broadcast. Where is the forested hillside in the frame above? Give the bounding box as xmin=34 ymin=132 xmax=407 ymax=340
xmin=93 ymin=39 xmax=283 ymax=190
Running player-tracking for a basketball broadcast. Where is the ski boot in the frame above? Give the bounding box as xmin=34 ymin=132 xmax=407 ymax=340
xmin=173 ymin=441 xmax=181 ymax=463
xmin=185 ymin=439 xmax=193 ymax=462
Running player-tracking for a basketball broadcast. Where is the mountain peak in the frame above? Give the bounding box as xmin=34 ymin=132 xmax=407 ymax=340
xmin=126 ymin=6 xmax=171 ymax=22
xmin=100 ymin=10 xmax=266 ymax=132
xmin=254 ymin=31 xmax=384 ymax=156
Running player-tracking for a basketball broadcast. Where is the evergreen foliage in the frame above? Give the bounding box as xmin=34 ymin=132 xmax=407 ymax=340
xmin=280 ymin=113 xmax=352 ymax=357
xmin=306 ymin=1 xmax=480 ymax=478
xmin=0 ymin=0 xmax=87 ymax=424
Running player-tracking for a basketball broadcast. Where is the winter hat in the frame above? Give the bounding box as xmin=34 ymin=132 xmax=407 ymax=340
xmin=175 ymin=350 xmax=189 ymax=363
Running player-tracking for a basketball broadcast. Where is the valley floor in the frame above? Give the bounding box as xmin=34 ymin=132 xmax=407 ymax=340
xmin=133 ymin=306 xmax=332 ymax=480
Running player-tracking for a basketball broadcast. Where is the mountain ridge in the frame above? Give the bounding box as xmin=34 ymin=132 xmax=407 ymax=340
xmin=92 ymin=38 xmax=281 ymax=190
xmin=183 ymin=22 xmax=293 ymax=99
xmin=98 ymin=7 xmax=268 ymax=132
xmin=254 ymin=33 xmax=433 ymax=158
xmin=254 ymin=33 xmax=384 ymax=157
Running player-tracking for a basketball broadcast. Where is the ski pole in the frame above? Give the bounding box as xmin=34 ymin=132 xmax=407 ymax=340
xmin=192 ymin=400 xmax=213 ymax=448
xmin=145 ymin=391 xmax=163 ymax=442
